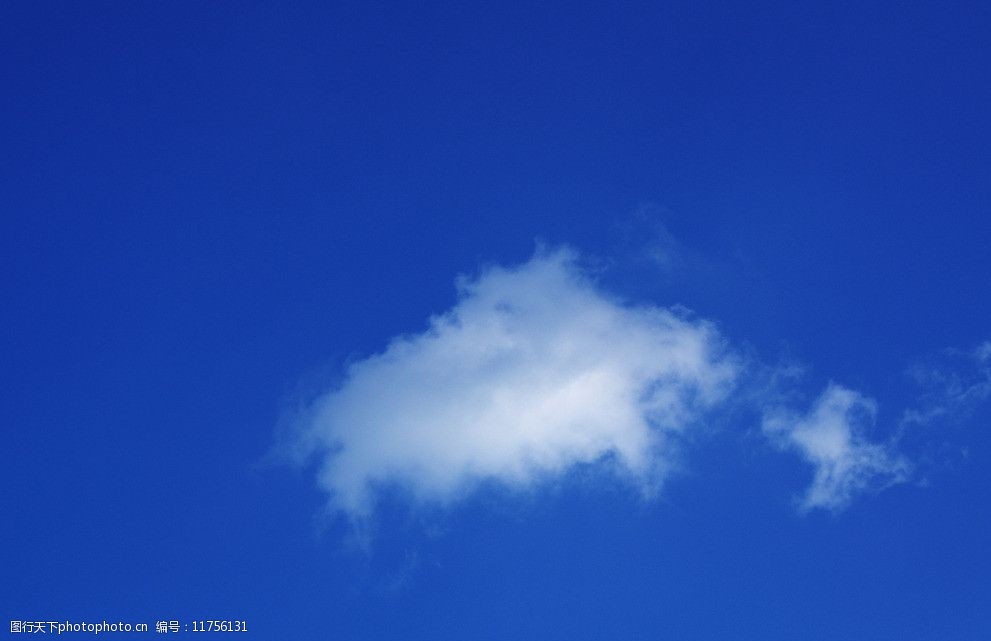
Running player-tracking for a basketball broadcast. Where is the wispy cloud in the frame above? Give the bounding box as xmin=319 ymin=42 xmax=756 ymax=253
xmin=763 ymin=384 xmax=910 ymax=513
xmin=902 ymin=341 xmax=991 ymax=428
xmin=288 ymin=247 xmax=739 ymax=520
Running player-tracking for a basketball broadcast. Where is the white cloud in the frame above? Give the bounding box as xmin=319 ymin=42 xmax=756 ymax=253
xmin=763 ymin=384 xmax=910 ymax=512
xmin=290 ymin=247 xmax=740 ymax=520
xmin=284 ymin=247 xmax=929 ymax=525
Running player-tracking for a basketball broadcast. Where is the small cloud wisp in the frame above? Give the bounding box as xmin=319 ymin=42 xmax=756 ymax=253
xmin=763 ymin=384 xmax=911 ymax=512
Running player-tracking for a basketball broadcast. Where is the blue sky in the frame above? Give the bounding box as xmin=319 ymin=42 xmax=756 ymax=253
xmin=2 ymin=2 xmax=990 ymax=639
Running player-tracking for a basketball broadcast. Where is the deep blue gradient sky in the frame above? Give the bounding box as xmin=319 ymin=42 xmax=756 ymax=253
xmin=3 ymin=2 xmax=990 ymax=639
